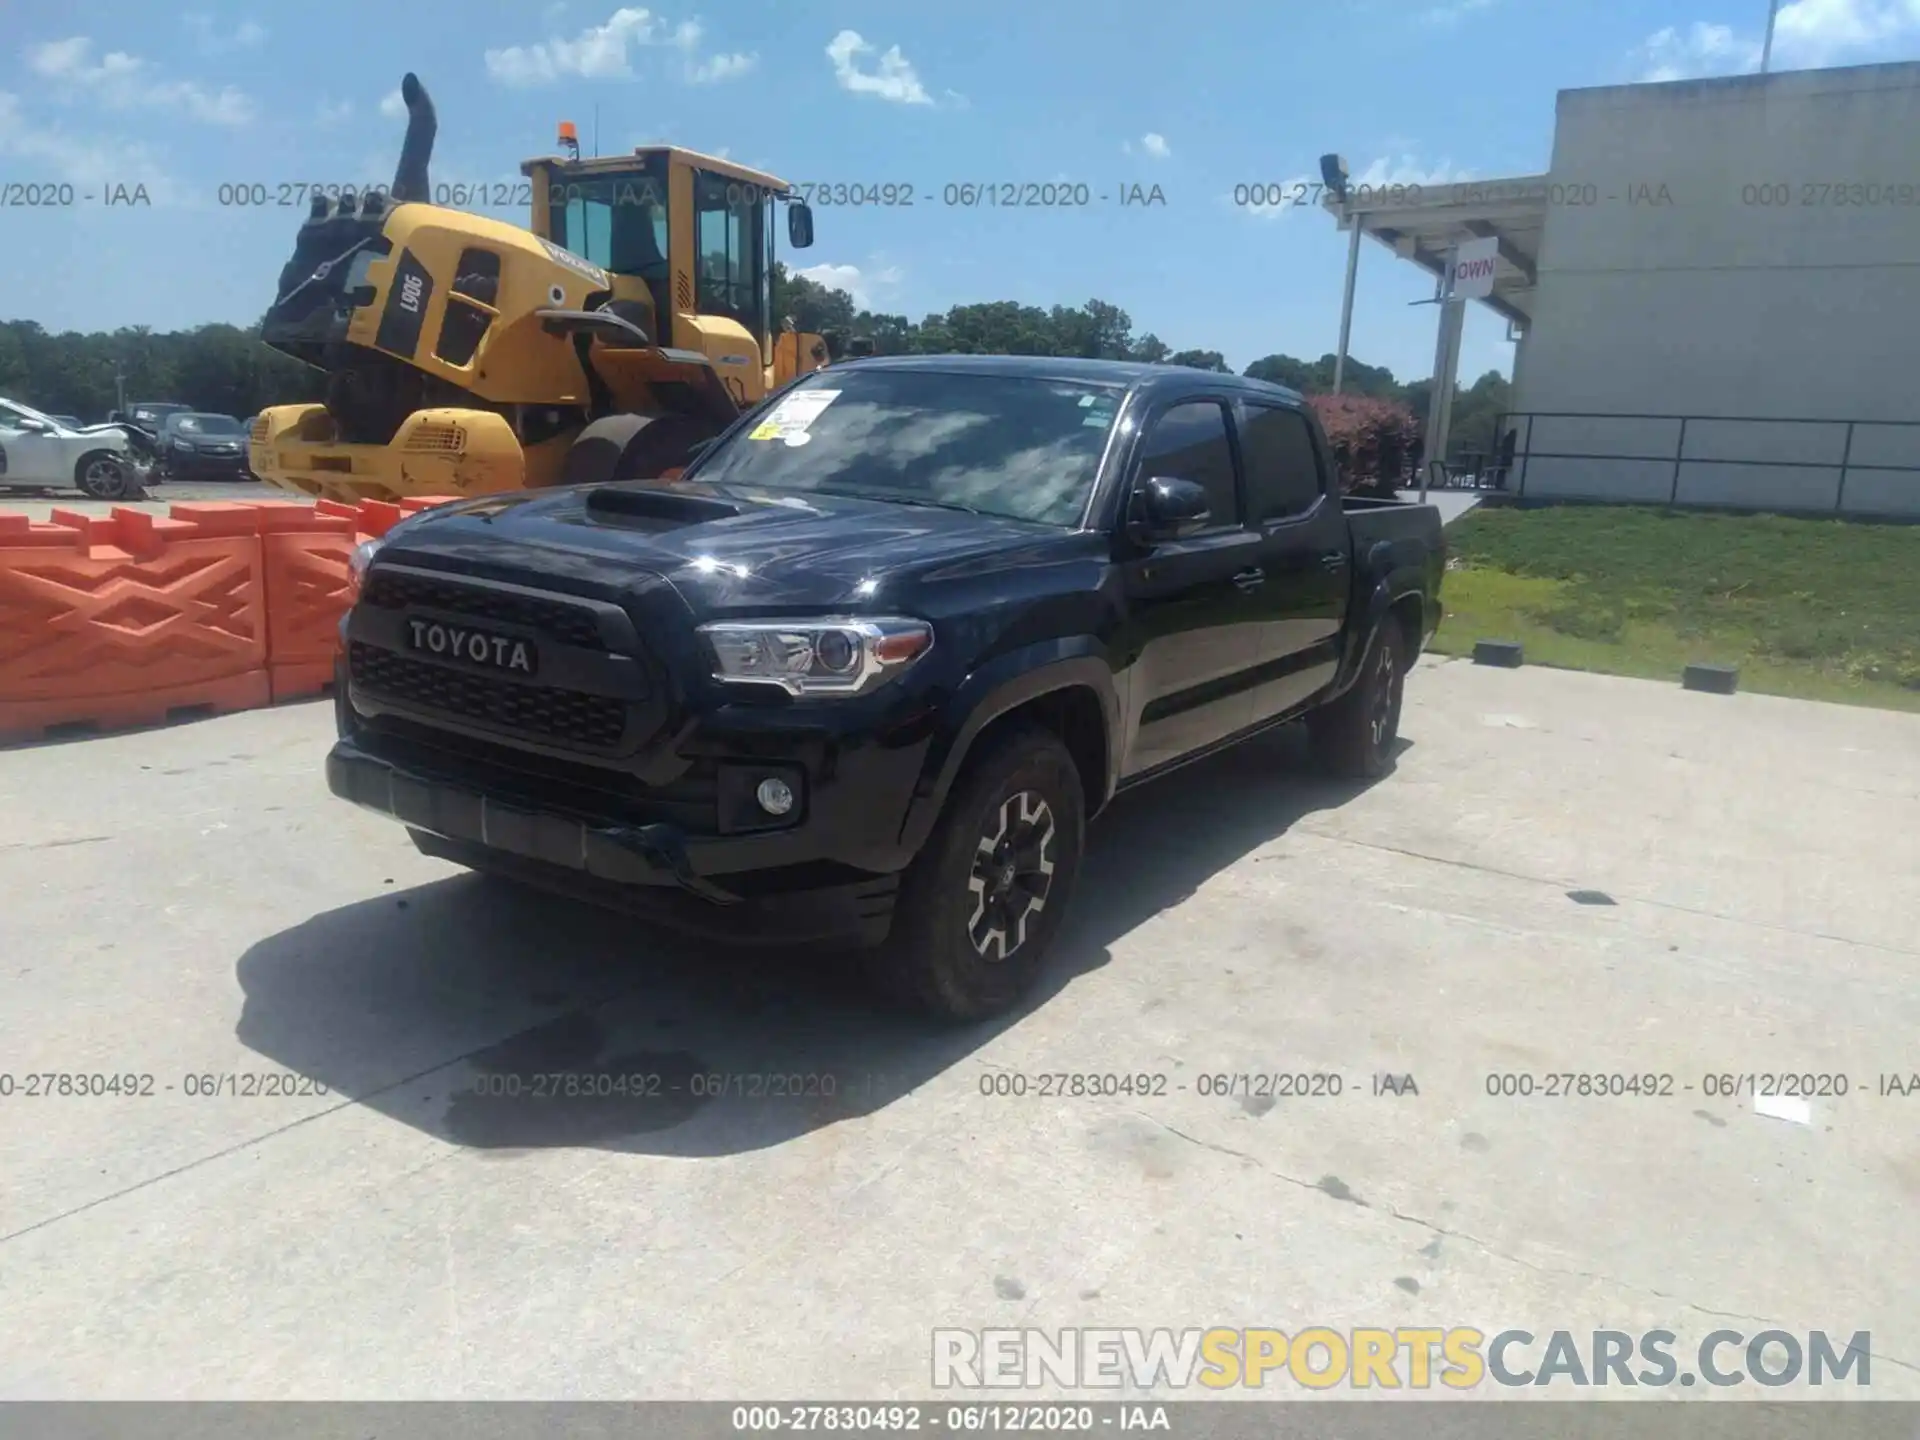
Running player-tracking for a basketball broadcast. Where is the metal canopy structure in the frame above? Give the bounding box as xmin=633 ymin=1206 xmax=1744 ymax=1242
xmin=1319 ymin=174 xmax=1550 ymax=493
xmin=1320 ymin=176 xmax=1549 ymax=328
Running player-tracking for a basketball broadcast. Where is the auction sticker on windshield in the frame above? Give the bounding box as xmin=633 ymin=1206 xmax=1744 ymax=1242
xmin=750 ymin=389 xmax=841 ymax=442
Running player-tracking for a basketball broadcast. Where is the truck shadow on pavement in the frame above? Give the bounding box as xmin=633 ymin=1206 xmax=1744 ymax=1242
xmin=234 ymin=724 xmax=1404 ymax=1158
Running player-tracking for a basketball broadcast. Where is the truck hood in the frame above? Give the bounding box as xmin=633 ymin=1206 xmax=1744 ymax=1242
xmin=378 ymin=479 xmax=1073 ymax=612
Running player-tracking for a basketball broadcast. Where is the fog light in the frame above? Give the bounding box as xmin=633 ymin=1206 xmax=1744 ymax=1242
xmin=755 ymin=777 xmax=795 ymax=816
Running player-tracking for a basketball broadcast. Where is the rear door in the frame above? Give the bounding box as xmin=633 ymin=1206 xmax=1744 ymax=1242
xmin=1234 ymin=399 xmax=1351 ymax=719
xmin=1114 ymin=397 xmax=1268 ymax=778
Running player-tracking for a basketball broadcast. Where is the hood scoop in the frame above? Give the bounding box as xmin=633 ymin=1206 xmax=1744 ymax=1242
xmin=584 ymin=484 xmax=744 ymax=527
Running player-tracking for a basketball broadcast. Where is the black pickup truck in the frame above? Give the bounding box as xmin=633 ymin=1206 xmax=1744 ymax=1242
xmin=327 ymin=355 xmax=1445 ymax=1020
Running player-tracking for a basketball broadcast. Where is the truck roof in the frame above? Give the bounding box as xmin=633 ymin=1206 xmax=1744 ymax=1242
xmin=831 ymin=352 xmax=1307 ymax=407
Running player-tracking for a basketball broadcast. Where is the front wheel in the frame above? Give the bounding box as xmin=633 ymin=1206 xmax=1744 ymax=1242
xmin=1307 ymin=621 xmax=1407 ymax=779
xmin=871 ymin=726 xmax=1086 ymax=1022
xmin=559 ymin=412 xmax=723 ymax=488
xmin=74 ymin=451 xmax=137 ymax=500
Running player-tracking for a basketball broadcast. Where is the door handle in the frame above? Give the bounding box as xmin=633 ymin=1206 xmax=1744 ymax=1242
xmin=1232 ymin=567 xmax=1265 ymax=591
xmin=1319 ymin=550 xmax=1347 ymax=569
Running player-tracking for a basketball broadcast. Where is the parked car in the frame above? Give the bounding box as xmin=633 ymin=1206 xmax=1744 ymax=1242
xmin=325 ymin=355 xmax=1446 ymax=1020
xmin=0 ymin=396 xmax=154 ymax=499
xmin=115 ymin=402 xmax=195 ymax=432
xmin=159 ymin=412 xmax=252 ymax=481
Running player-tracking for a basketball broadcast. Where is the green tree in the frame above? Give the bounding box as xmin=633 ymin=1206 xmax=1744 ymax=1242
xmin=1166 ymin=349 xmax=1230 ymax=372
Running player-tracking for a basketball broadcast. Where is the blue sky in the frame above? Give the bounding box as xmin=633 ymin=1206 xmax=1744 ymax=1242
xmin=3 ymin=0 xmax=1918 ymax=384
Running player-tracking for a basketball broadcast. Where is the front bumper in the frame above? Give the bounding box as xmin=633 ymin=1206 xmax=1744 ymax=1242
xmin=166 ymin=451 xmax=251 ymax=480
xmin=328 ymin=737 xmax=902 ymax=946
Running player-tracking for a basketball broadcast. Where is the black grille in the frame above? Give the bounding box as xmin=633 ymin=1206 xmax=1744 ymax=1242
xmin=362 ymin=569 xmax=605 ymax=649
xmin=349 ymin=643 xmax=626 ymax=749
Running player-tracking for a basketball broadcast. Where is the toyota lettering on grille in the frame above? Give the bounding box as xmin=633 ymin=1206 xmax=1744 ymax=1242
xmin=406 ymin=618 xmax=538 ymax=675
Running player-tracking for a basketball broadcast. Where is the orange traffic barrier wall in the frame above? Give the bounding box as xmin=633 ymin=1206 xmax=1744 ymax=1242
xmin=261 ymin=496 xmax=457 ymax=701
xmin=0 ymin=496 xmax=460 ymax=739
xmin=0 ymin=503 xmax=269 ymax=740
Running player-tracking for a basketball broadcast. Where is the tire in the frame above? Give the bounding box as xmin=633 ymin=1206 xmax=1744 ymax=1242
xmin=870 ymin=725 xmax=1086 ymax=1022
xmin=1308 ymin=621 xmax=1407 ymax=779
xmin=559 ymin=412 xmax=723 ymax=488
xmin=74 ymin=450 xmax=135 ymax=500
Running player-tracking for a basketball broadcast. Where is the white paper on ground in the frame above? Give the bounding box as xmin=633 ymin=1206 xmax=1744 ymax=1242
xmin=1754 ymin=1093 xmax=1812 ymax=1125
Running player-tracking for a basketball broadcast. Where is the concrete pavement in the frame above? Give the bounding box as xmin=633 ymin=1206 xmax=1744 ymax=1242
xmin=0 ymin=660 xmax=1915 ymax=1399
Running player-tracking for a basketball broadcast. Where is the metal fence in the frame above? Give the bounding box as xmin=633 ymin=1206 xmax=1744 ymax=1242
xmin=1471 ymin=411 xmax=1920 ymax=517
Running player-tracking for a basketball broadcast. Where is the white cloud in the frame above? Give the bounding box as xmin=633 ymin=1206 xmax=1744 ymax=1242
xmin=28 ymin=37 xmax=254 ymax=125
xmin=1421 ymin=0 xmax=1496 ymax=24
xmin=184 ymin=14 xmax=268 ymax=55
xmin=825 ymin=30 xmax=933 ymax=105
xmin=1632 ymin=1 xmax=1920 ymax=81
xmin=1774 ymin=0 xmax=1920 ymax=62
xmin=317 ymin=97 xmax=353 ymax=125
xmin=487 ymin=7 xmax=756 ymax=88
xmin=487 ymin=6 xmax=674 ymax=85
xmin=1239 ymin=154 xmax=1474 ymax=221
xmin=0 ymin=90 xmax=180 ymax=202
xmin=1122 ymin=132 xmax=1171 ymax=159
xmin=794 ymin=260 xmax=904 ymax=310
xmin=687 ymin=50 xmax=757 ymax=83
xmin=379 ymin=89 xmax=407 ymax=118
xmin=1634 ymin=22 xmax=1763 ymax=80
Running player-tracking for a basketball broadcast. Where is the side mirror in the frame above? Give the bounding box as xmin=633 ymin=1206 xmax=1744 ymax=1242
xmin=787 ymin=200 xmax=814 ymax=250
xmin=16 ymin=417 xmax=50 ymax=433
xmin=1128 ymin=475 xmax=1211 ymax=543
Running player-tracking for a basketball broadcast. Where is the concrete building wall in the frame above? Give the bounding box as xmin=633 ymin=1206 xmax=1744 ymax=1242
xmin=1511 ymin=63 xmax=1920 ymax=517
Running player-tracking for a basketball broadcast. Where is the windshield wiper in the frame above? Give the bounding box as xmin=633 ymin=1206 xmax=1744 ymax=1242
xmin=816 ymin=487 xmax=987 ymax=517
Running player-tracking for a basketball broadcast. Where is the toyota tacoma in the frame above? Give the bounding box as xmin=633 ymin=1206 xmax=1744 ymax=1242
xmin=327 ymin=355 xmax=1445 ymax=1020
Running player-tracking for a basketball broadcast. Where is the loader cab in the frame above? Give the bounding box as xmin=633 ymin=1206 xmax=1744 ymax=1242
xmin=521 ymin=136 xmax=814 ymax=404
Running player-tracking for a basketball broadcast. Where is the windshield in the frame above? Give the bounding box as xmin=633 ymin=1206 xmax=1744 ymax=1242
xmin=547 ymin=160 xmax=671 ymax=279
xmin=0 ymin=398 xmax=58 ymax=427
xmin=175 ymin=414 xmax=242 ymax=435
xmin=693 ymin=369 xmax=1123 ymax=526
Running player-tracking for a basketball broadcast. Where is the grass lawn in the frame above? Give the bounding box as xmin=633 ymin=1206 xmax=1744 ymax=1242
xmin=1430 ymin=504 xmax=1920 ymax=712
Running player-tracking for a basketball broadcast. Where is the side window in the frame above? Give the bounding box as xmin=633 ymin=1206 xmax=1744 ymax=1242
xmin=1135 ymin=400 xmax=1239 ymax=530
xmin=1238 ymin=403 xmax=1325 ymax=520
xmin=694 ymin=171 xmax=753 ymax=325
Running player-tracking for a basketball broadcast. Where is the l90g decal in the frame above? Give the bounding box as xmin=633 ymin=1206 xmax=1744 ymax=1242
xmin=375 ymin=249 xmax=435 ymax=357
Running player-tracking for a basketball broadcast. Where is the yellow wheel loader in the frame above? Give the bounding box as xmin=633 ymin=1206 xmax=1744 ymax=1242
xmin=251 ymin=73 xmax=831 ymax=503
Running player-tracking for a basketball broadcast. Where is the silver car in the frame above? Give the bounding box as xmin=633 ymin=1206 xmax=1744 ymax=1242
xmin=0 ymin=397 xmax=153 ymax=499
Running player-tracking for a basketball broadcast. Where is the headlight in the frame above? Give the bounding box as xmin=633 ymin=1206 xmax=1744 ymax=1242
xmin=699 ymin=617 xmax=933 ymax=697
xmin=345 ymin=538 xmax=383 ymax=601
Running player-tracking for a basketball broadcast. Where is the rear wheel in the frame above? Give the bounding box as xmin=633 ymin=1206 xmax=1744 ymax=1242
xmin=560 ymin=412 xmax=723 ymax=487
xmin=74 ymin=451 xmax=136 ymax=500
xmin=870 ymin=726 xmax=1086 ymax=1022
xmin=1308 ymin=621 xmax=1406 ymax=779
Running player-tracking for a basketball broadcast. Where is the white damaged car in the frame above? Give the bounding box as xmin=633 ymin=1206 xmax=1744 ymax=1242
xmin=0 ymin=397 xmax=156 ymax=499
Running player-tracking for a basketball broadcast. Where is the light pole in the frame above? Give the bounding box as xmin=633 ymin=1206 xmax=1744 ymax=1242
xmin=1324 ymin=154 xmax=1358 ymax=395
xmin=1760 ymin=0 xmax=1782 ymax=73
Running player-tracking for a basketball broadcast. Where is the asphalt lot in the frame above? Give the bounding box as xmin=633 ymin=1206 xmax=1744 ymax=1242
xmin=1 ymin=654 xmax=1916 ymax=1400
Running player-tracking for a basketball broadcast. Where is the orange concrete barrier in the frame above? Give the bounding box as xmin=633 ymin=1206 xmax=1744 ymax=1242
xmin=260 ymin=496 xmax=458 ymax=701
xmin=0 ymin=503 xmax=269 ymax=741
xmin=0 ymin=496 xmax=462 ymax=740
